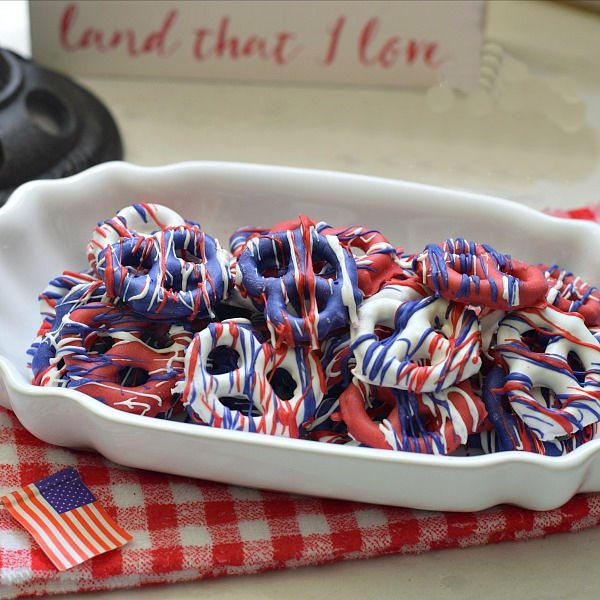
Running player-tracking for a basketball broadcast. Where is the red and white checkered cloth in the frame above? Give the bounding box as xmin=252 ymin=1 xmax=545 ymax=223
xmin=2 ymin=204 xmax=600 ymax=599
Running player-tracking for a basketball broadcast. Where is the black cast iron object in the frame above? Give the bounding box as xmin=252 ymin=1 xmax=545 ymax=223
xmin=0 ymin=49 xmax=122 ymax=205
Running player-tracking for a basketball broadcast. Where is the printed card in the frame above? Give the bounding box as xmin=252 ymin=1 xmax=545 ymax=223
xmin=30 ymin=0 xmax=485 ymax=90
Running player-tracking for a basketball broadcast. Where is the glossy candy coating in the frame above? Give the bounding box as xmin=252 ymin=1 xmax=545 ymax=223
xmin=472 ymin=366 xmax=598 ymax=455
xmin=37 ymin=269 xmax=99 ymax=337
xmin=30 ymin=204 xmax=600 ymax=457
xmin=236 ymin=216 xmax=362 ymax=349
xmin=229 ymin=217 xmax=320 ymax=258
xmin=61 ymin=320 xmax=190 ymax=417
xmin=415 ymin=238 xmax=548 ymax=311
xmin=87 ymin=203 xmax=188 ymax=270
xmin=351 ymin=284 xmax=481 ymax=393
xmin=316 ymin=224 xmax=403 ymax=298
xmin=97 ymin=225 xmax=232 ymax=320
xmin=339 ymin=378 xmax=486 ymax=454
xmin=30 ymin=281 xmax=190 ymax=416
xmin=494 ymin=305 xmax=600 ymax=441
xmin=177 ymin=320 xmax=324 ymax=436
xmin=31 ymin=280 xmax=113 ymax=385
xmin=543 ymin=264 xmax=600 ymax=326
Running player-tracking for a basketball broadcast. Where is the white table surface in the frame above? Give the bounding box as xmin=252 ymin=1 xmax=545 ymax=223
xmin=2 ymin=1 xmax=600 ymax=598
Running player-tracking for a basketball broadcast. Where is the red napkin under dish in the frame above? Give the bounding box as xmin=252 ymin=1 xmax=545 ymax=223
xmin=2 ymin=406 xmax=600 ymax=599
xmin=2 ymin=204 xmax=600 ymax=599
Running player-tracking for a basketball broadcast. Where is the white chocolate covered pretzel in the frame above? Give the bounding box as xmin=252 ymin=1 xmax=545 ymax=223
xmin=351 ymin=284 xmax=481 ymax=393
xmin=495 ymin=305 xmax=600 ymax=441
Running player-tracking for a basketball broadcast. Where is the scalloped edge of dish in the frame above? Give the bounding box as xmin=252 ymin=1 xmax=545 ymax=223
xmin=2 ymin=161 xmax=600 ymax=511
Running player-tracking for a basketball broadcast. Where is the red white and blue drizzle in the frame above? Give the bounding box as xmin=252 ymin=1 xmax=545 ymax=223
xmin=27 ymin=206 xmax=600 ymax=456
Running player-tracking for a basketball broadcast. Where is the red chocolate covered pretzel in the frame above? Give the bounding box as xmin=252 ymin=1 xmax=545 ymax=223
xmin=543 ymin=264 xmax=600 ymax=326
xmin=316 ymin=224 xmax=403 ymax=298
xmin=415 ymin=238 xmax=547 ymax=311
xmin=58 ymin=302 xmax=191 ymax=417
xmin=339 ymin=378 xmax=486 ymax=454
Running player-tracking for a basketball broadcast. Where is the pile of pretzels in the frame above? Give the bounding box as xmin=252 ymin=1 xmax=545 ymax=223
xmin=28 ymin=204 xmax=600 ymax=456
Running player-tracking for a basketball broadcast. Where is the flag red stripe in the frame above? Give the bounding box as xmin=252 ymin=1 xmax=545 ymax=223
xmin=23 ymin=485 xmax=89 ymax=564
xmin=2 ymin=490 xmax=69 ymax=570
xmin=2 ymin=470 xmax=132 ymax=572
xmin=71 ymin=507 xmax=113 ymax=552
xmin=93 ymin=502 xmax=133 ymax=543
xmin=81 ymin=504 xmax=122 ymax=547
xmin=35 ymin=494 xmax=100 ymax=561
xmin=59 ymin=510 xmax=104 ymax=557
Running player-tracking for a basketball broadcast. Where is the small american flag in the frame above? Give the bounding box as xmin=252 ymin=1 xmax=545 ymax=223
xmin=1 ymin=467 xmax=131 ymax=570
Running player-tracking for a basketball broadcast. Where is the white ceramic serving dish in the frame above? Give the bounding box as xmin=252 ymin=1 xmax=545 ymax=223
xmin=2 ymin=161 xmax=600 ymax=512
